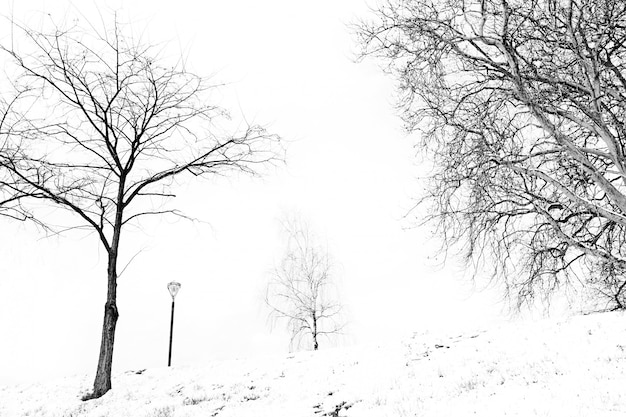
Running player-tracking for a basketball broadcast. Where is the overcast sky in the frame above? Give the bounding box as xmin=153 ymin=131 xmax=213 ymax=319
xmin=0 ymin=0 xmax=510 ymax=385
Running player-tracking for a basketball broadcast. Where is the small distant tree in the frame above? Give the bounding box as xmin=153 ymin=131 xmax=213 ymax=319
xmin=266 ymin=218 xmax=344 ymax=351
xmin=0 ymin=15 xmax=280 ymax=399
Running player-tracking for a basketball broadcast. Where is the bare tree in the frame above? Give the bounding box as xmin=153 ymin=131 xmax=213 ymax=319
xmin=357 ymin=0 xmax=626 ymax=310
xmin=266 ymin=218 xmax=344 ymax=351
xmin=0 ymin=16 xmax=280 ymax=399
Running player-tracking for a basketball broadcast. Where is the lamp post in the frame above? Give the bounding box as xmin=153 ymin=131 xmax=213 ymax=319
xmin=167 ymin=281 xmax=181 ymax=367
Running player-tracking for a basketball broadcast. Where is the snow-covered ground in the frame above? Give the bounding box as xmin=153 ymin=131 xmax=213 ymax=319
xmin=2 ymin=311 xmax=626 ymax=417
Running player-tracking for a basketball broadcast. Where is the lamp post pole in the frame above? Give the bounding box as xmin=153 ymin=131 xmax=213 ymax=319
xmin=167 ymin=281 xmax=181 ymax=367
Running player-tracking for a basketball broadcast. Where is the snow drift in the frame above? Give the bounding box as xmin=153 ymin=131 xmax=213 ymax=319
xmin=2 ymin=310 xmax=625 ymax=416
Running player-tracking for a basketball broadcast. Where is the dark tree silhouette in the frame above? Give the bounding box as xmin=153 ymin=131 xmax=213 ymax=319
xmin=0 ymin=16 xmax=280 ymax=399
xmin=357 ymin=0 xmax=626 ymax=310
xmin=266 ymin=218 xmax=344 ymax=351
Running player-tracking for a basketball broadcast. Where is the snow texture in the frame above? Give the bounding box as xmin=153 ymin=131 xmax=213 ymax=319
xmin=2 ymin=311 xmax=626 ymax=416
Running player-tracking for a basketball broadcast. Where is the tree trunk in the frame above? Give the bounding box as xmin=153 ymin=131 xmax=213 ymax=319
xmin=84 ymin=254 xmax=119 ymax=400
xmin=91 ymin=298 xmax=118 ymax=396
xmin=313 ymin=315 xmax=318 ymax=351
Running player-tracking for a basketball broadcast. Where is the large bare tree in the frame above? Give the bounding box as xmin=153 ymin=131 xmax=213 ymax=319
xmin=266 ymin=218 xmax=344 ymax=351
xmin=357 ymin=0 xmax=626 ymax=310
xmin=0 ymin=17 xmax=279 ymax=399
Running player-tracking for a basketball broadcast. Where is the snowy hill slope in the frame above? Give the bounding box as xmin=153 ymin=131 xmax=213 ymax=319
xmin=2 ymin=311 xmax=626 ymax=417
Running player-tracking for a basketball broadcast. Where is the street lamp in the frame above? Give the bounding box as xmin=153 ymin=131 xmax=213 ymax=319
xmin=167 ymin=281 xmax=181 ymax=367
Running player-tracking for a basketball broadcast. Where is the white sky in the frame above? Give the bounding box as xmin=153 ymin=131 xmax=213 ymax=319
xmin=0 ymin=0 xmax=509 ymax=385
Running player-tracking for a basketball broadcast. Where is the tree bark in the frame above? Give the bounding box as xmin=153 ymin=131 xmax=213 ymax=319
xmin=86 ymin=252 xmax=119 ymax=400
xmin=91 ymin=299 xmax=118 ymax=397
xmin=313 ymin=315 xmax=318 ymax=351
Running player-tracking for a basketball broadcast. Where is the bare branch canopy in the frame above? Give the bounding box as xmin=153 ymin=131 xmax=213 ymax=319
xmin=357 ymin=0 xmax=626 ymax=310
